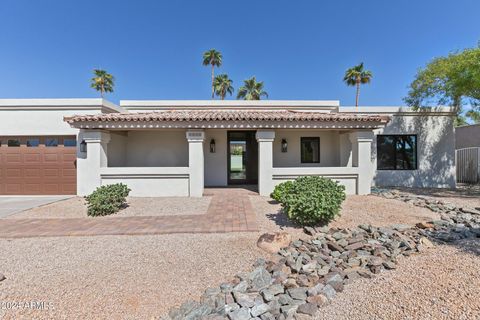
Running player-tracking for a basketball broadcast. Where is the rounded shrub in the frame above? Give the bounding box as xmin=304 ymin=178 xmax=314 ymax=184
xmin=85 ymin=183 xmax=131 ymax=217
xmin=271 ymin=176 xmax=346 ymax=226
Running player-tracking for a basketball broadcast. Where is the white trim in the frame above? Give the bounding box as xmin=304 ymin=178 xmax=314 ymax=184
xmin=120 ymin=100 xmax=340 ymax=111
xmin=100 ymin=167 xmax=190 ymax=178
xmin=339 ymin=106 xmax=455 ymax=115
xmin=0 ymin=98 xmax=123 ymax=113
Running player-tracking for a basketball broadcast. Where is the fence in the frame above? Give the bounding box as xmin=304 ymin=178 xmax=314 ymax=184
xmin=456 ymin=147 xmax=480 ymax=184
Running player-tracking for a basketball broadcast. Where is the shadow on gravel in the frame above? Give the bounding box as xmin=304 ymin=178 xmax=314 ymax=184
xmin=394 ymin=185 xmax=480 ymax=201
xmin=435 ymin=235 xmax=480 ymax=256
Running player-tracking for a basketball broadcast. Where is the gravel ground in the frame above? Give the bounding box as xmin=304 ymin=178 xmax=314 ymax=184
xmin=315 ymin=239 xmax=480 ymax=320
xmin=250 ymin=194 xmax=440 ymax=232
xmin=393 ymin=185 xmax=480 ymax=209
xmin=0 ymin=233 xmax=268 ymax=320
xmin=5 ymin=196 xmax=211 ymax=219
xmin=0 ymin=193 xmax=477 ymax=319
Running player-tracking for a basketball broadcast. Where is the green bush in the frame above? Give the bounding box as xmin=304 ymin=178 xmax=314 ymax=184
xmin=271 ymin=176 xmax=346 ymax=226
xmin=85 ymin=183 xmax=131 ymax=217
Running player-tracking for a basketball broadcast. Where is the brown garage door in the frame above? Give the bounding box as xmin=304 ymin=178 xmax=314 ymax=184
xmin=0 ymin=136 xmax=77 ymax=195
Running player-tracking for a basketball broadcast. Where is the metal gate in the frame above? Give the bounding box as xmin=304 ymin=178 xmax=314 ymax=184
xmin=456 ymin=147 xmax=480 ymax=184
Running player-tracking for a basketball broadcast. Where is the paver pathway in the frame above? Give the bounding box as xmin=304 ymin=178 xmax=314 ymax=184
xmin=0 ymin=188 xmax=258 ymax=238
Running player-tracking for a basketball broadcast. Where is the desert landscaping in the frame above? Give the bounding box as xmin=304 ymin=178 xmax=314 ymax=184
xmin=0 ymin=188 xmax=479 ymax=319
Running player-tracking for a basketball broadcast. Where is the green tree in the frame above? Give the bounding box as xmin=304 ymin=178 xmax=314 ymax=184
xmin=90 ymin=69 xmax=115 ymax=98
xmin=213 ymin=74 xmax=234 ymax=100
xmin=202 ymin=49 xmax=223 ymax=99
xmin=343 ymin=62 xmax=373 ymax=109
xmin=404 ymin=46 xmax=480 ymax=125
xmin=237 ymin=77 xmax=268 ymax=100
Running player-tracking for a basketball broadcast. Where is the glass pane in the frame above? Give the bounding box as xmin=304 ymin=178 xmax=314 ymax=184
xmin=230 ymin=140 xmax=246 ymax=180
xmin=377 ymin=136 xmax=396 ymax=170
xmin=45 ymin=138 xmax=58 ymax=147
xmin=396 ymin=136 xmax=417 ymax=169
xmin=27 ymin=139 xmax=40 ymax=147
xmin=7 ymin=139 xmax=20 ymax=147
xmin=64 ymin=138 xmax=77 ymax=147
xmin=301 ymin=137 xmax=320 ymax=163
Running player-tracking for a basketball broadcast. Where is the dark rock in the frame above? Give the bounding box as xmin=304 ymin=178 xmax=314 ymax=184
xmin=227 ymin=307 xmax=250 ymax=320
xmin=249 ymin=267 xmax=272 ymax=290
xmin=251 ymin=303 xmax=270 ymax=317
xmin=232 ymin=292 xmax=255 ymax=308
xmin=297 ymin=302 xmax=319 ymax=316
xmin=287 ymin=287 xmax=307 ymax=300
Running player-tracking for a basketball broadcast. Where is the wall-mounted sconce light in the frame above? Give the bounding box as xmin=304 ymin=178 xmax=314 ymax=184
xmin=210 ymin=139 xmax=216 ymax=153
xmin=80 ymin=140 xmax=87 ymax=153
xmin=281 ymin=139 xmax=288 ymax=153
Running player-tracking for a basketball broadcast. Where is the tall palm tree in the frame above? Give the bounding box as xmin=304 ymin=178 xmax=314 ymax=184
xmin=90 ymin=69 xmax=115 ymax=98
xmin=202 ymin=49 xmax=223 ymax=99
xmin=213 ymin=74 xmax=234 ymax=100
xmin=237 ymin=77 xmax=268 ymax=100
xmin=343 ymin=62 xmax=373 ymax=110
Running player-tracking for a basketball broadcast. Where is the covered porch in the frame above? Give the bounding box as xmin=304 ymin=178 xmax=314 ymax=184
xmin=66 ymin=110 xmax=389 ymax=197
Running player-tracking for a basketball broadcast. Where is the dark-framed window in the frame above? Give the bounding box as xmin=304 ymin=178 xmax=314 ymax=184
xmin=45 ymin=138 xmax=58 ymax=147
xmin=7 ymin=139 xmax=21 ymax=147
xmin=377 ymin=135 xmax=417 ymax=170
xmin=27 ymin=138 xmax=40 ymax=147
xmin=301 ymin=137 xmax=320 ymax=163
xmin=63 ymin=138 xmax=77 ymax=147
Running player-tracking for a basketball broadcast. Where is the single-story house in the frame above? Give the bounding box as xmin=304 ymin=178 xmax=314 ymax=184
xmin=0 ymin=99 xmax=456 ymax=196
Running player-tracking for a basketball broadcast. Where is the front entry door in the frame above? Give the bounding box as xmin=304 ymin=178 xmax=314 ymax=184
xmin=227 ymin=131 xmax=258 ymax=184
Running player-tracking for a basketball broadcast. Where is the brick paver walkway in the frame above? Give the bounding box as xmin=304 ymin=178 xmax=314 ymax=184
xmin=0 ymin=188 xmax=258 ymax=238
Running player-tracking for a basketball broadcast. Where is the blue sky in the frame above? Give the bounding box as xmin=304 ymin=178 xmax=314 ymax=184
xmin=0 ymin=0 xmax=479 ymax=105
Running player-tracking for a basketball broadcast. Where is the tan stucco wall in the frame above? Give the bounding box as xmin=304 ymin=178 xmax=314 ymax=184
xmin=107 ymin=130 xmax=188 ymax=167
xmin=373 ymin=114 xmax=456 ymax=188
xmin=273 ymin=130 xmax=340 ymax=167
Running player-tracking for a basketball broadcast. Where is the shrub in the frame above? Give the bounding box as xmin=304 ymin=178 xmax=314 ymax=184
xmin=85 ymin=183 xmax=131 ymax=217
xmin=271 ymin=176 xmax=346 ymax=226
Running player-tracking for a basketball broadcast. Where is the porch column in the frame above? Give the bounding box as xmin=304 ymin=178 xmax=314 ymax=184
xmin=256 ymin=130 xmax=275 ymax=197
xmin=77 ymin=130 xmax=110 ymax=196
xmin=349 ymin=131 xmax=374 ymax=195
xmin=186 ymin=130 xmax=205 ymax=197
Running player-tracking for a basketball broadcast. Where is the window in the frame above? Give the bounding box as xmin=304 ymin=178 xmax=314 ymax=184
xmin=27 ymin=138 xmax=40 ymax=147
xmin=301 ymin=137 xmax=320 ymax=163
xmin=45 ymin=138 xmax=58 ymax=147
xmin=63 ymin=138 xmax=77 ymax=147
xmin=377 ymin=135 xmax=417 ymax=170
xmin=7 ymin=139 xmax=21 ymax=147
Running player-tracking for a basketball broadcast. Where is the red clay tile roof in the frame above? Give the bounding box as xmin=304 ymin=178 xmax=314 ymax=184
xmin=65 ymin=110 xmax=390 ymax=124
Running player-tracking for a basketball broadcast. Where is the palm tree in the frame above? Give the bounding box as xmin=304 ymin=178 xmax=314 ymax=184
xmin=343 ymin=63 xmax=373 ymax=110
xmin=202 ymin=49 xmax=223 ymax=99
xmin=213 ymin=74 xmax=234 ymax=100
xmin=90 ymin=69 xmax=115 ymax=98
xmin=237 ymin=77 xmax=268 ymax=100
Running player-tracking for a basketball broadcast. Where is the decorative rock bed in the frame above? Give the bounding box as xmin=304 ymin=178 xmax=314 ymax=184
xmin=164 ymin=190 xmax=480 ymax=320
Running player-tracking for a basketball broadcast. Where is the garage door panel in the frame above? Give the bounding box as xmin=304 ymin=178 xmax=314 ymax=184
xmin=25 ymin=153 xmax=42 ymax=163
xmin=25 ymin=168 xmax=41 ymax=177
xmin=6 ymin=168 xmax=22 ymax=178
xmin=24 ymin=184 xmax=42 ymax=194
xmin=5 ymin=183 xmax=22 ymax=194
xmin=44 ymin=153 xmax=59 ymax=162
xmin=0 ymin=136 xmax=77 ymax=195
xmin=6 ymin=154 xmax=22 ymax=163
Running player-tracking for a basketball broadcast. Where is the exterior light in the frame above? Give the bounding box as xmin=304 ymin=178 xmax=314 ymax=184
xmin=281 ymin=139 xmax=288 ymax=153
xmin=210 ymin=139 xmax=216 ymax=153
xmin=80 ymin=140 xmax=87 ymax=153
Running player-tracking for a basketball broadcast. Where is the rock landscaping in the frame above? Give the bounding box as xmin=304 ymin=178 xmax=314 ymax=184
xmin=164 ymin=189 xmax=480 ymax=320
